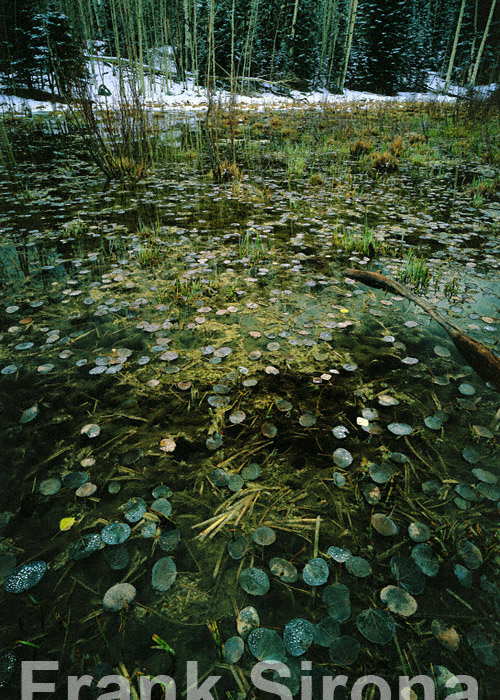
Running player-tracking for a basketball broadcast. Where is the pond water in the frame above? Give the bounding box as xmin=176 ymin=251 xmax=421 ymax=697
xmin=0 ymin=105 xmax=499 ymax=698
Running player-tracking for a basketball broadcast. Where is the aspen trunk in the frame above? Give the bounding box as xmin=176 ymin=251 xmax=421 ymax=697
xmin=469 ymin=0 xmax=497 ymax=87
xmin=444 ymin=0 xmax=466 ymax=94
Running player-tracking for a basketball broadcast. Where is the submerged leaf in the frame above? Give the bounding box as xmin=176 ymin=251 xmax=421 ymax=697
xmin=329 ymin=636 xmax=360 ymax=666
xmin=356 ymin=608 xmax=395 ymax=645
xmin=239 ymin=568 xmax=270 ymax=596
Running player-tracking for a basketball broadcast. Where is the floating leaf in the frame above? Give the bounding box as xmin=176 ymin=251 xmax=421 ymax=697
xmin=411 ymin=544 xmax=439 ymax=577
xmin=152 ymin=485 xmax=173 ymax=499
xmin=59 ymin=517 xmax=76 ymax=532
xmin=299 ymin=413 xmax=316 ymax=427
xmin=454 ymin=564 xmax=473 ymax=588
xmin=261 ymin=422 xmax=277 ymax=438
xmin=467 ymin=627 xmax=498 ymax=667
xmin=151 ymin=557 xmax=177 ymax=592
xmin=39 ymin=478 xmax=61 ymax=496
xmin=333 ymin=472 xmax=346 ymax=487
xmin=472 ymin=469 xmax=497 ymax=484
xmin=332 ymin=425 xmax=349 ymax=439
xmin=158 ymin=528 xmax=181 ymax=553
xmin=68 ymin=533 xmax=101 ymax=560
xmin=378 ymin=395 xmax=399 ymax=407
xmin=329 ymin=636 xmax=360 ymax=666
xmin=434 ymin=345 xmax=451 ymax=358
xmin=371 ymin=513 xmax=398 ymax=536
xmin=252 ymin=526 xmax=276 ymax=546
xmin=75 ymin=482 xmax=97 ymax=498
xmin=283 ymin=618 xmax=314 ymax=656
xmin=247 ymin=628 xmax=286 ymax=662
xmin=390 ymin=556 xmax=425 ymax=595
xmin=476 ymin=482 xmax=500 ymax=501
xmin=159 ymin=438 xmax=176 ymax=453
xmin=223 ymin=636 xmax=244 ymax=664
xmin=229 ymin=410 xmax=246 ymax=424
xmin=363 ymin=484 xmax=381 ymax=504
xmin=302 ymin=558 xmax=329 ymax=586
xmin=269 ymin=558 xmax=298 ymax=583
xmin=458 ymin=383 xmax=476 ymax=396
xmin=458 ymin=540 xmax=483 ymax=570
xmin=20 ymin=404 xmax=39 ymax=424
xmin=408 ymin=522 xmax=430 ymax=543
xmin=241 ymin=463 xmax=260 ymax=481
xmin=369 ymin=463 xmax=396 ymax=484
xmin=462 ymin=447 xmax=481 ymax=464
xmin=103 ymin=583 xmax=136 ymax=612
xmin=227 ymin=474 xmax=245 ymax=492
xmin=380 ymin=586 xmax=417 ymax=617
xmin=333 ymin=448 xmax=353 ymax=469
xmin=101 ymin=522 xmax=131 ymax=545
xmin=314 ymin=617 xmax=340 ymax=647
xmin=239 ymin=568 xmax=270 ymax=596
xmin=151 ymin=498 xmax=172 ymax=518
xmin=345 ymin=556 xmax=371 ymax=578
xmin=356 ymin=608 xmax=395 ymax=645
xmin=424 ymin=415 xmax=442 ymax=430
xmin=81 ymin=423 xmax=100 ymax=438
xmin=323 ymin=584 xmax=351 ymax=622
xmin=4 ymin=561 xmax=46 ymax=594
xmin=0 ymin=651 xmax=16 ymax=689
xmin=206 ymin=433 xmax=223 ymax=451
xmin=388 ymin=422 xmax=413 ymax=436
xmin=431 ymin=619 xmax=460 ymax=651
xmin=123 ymin=497 xmax=147 ymax=523
xmin=210 ymin=469 xmax=228 ymax=487
xmin=62 ymin=472 xmax=89 ymax=489
xmin=236 ymin=606 xmax=259 ymax=638
xmin=228 ymin=536 xmax=249 ymax=560
xmin=327 ymin=546 xmax=351 ymax=563
xmin=472 ymin=425 xmax=494 ymax=439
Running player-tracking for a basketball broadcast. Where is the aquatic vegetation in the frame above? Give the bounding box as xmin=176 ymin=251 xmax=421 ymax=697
xmin=0 ymin=102 xmax=499 ymax=698
xmin=398 ymin=248 xmax=430 ymax=288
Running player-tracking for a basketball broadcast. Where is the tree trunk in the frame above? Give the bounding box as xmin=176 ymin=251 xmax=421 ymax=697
xmin=289 ymin=0 xmax=300 ymax=58
xmin=339 ymin=0 xmax=358 ymax=92
xmin=443 ymin=0 xmax=466 ymax=94
xmin=469 ymin=0 xmax=497 ymax=86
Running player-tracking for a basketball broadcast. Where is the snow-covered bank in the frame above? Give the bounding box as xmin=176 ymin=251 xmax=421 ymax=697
xmin=0 ymin=62 xmax=496 ymax=114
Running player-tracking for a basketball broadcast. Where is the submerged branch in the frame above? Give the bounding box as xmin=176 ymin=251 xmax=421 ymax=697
xmin=345 ymin=268 xmax=500 ymax=391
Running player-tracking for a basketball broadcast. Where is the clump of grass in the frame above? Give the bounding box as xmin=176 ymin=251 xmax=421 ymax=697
xmin=332 ymin=223 xmax=381 ymax=257
xmin=62 ymin=219 xmax=87 ymax=237
xmin=309 ymin=172 xmax=325 ymax=186
xmin=470 ymin=176 xmax=498 ymax=201
xmin=239 ymin=230 xmax=265 ymax=262
xmin=215 ymin=160 xmax=242 ymax=182
xmin=398 ymin=249 xmax=430 ymax=289
xmin=368 ymin=150 xmax=399 ymax=172
xmin=408 ymin=132 xmax=427 ymax=145
xmin=391 ymin=136 xmax=404 ymax=156
xmin=349 ymin=139 xmax=373 ymax=158
xmin=137 ymin=241 xmax=161 ymax=267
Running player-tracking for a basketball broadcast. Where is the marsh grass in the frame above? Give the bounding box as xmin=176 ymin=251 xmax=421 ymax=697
xmin=398 ymin=249 xmax=430 ymax=289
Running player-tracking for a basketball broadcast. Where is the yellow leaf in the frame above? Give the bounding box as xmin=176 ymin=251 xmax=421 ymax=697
xmin=340 ymin=308 xmax=349 ymax=314
xmin=60 ymin=517 xmax=76 ymax=531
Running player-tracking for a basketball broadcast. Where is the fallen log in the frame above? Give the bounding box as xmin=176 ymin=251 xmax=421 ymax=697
xmin=345 ymin=268 xmax=500 ymax=391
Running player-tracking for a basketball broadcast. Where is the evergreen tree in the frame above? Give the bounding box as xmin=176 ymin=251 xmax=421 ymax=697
xmin=348 ymin=0 xmax=406 ymax=95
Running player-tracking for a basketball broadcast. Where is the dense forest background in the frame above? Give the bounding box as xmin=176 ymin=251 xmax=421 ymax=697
xmin=0 ymin=0 xmax=499 ymax=99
